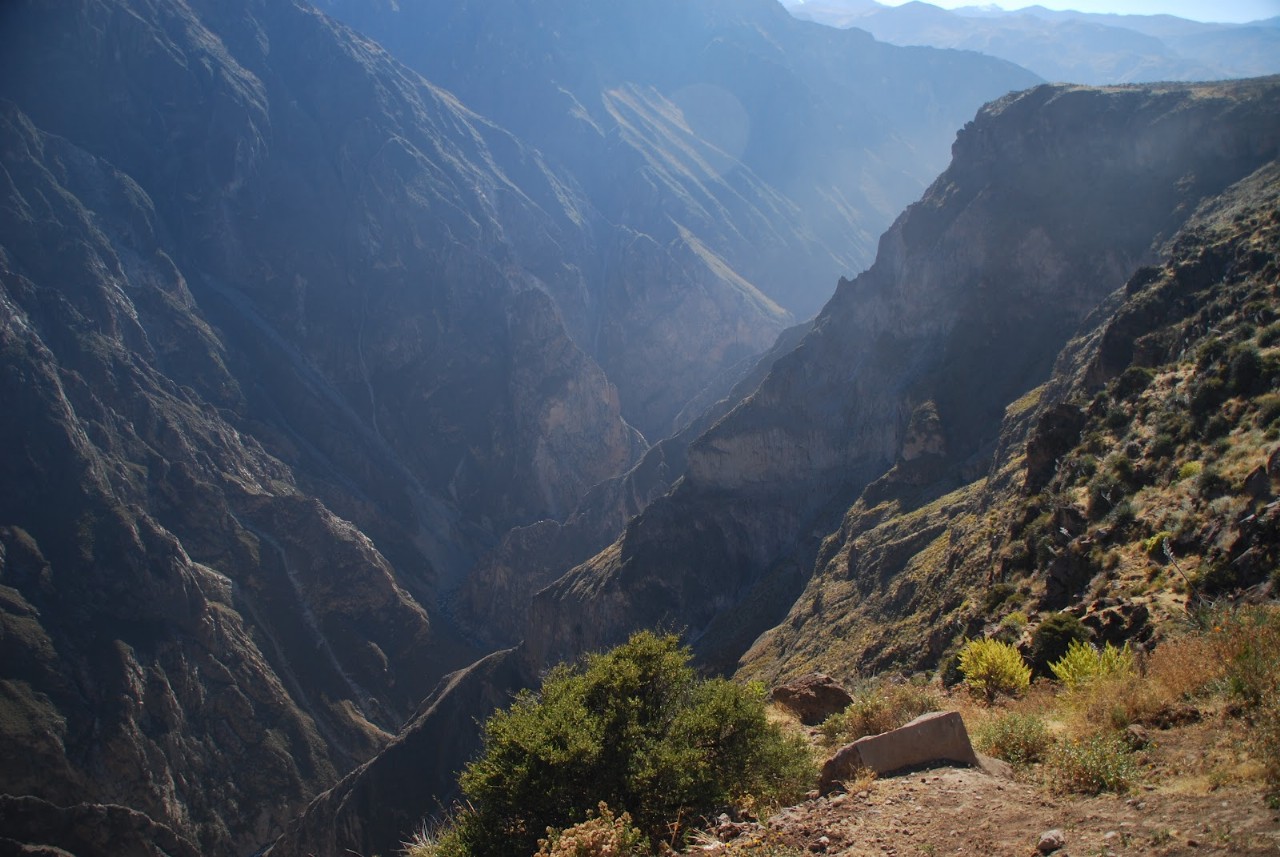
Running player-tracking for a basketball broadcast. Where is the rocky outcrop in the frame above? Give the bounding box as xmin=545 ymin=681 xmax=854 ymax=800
xmin=744 ymin=118 xmax=1280 ymax=682
xmin=818 ymin=711 xmax=980 ymax=792
xmin=0 ymin=795 xmax=201 ymax=857
xmin=771 ymin=673 xmax=853 ymax=726
xmin=456 ymin=322 xmax=812 ymax=648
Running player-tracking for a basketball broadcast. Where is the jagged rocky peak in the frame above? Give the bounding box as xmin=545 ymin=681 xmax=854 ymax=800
xmin=526 ymin=77 xmax=1280 ymax=674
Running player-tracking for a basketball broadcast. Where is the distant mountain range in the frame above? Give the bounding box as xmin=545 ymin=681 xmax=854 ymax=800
xmin=781 ymin=1 xmax=1280 ymax=83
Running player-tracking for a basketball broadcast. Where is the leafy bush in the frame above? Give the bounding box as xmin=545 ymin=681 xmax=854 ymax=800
xmin=1113 ymin=366 xmax=1155 ymax=399
xmin=1259 ymin=322 xmax=1280 ymax=347
xmin=1256 ymin=393 xmax=1280 ymax=428
xmin=1177 ymin=460 xmax=1203 ymax=481
xmin=1047 ymin=735 xmax=1138 ymax=794
xmin=973 ymin=712 xmax=1053 ymax=766
xmin=1228 ymin=343 xmax=1264 ymax=396
xmin=451 ymin=631 xmax=814 ymax=856
xmin=1029 ymin=613 xmax=1091 ymax=676
xmin=1190 ymin=377 xmax=1227 ymax=420
xmin=819 ymin=681 xmax=940 ymax=746
xmin=981 ymin=582 xmax=1019 ymax=613
xmin=536 ymin=804 xmax=647 ymax=857
xmin=1148 ymin=432 xmax=1177 ymax=459
xmin=958 ymin=638 xmax=1031 ymax=703
xmin=1050 ymin=641 xmax=1135 ymax=689
xmin=1142 ymin=531 xmax=1173 ymax=559
xmin=998 ymin=610 xmax=1029 ymax=640
xmin=1210 ymin=606 xmax=1280 ymax=709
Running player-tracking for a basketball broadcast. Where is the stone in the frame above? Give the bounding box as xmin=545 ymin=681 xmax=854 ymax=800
xmin=818 ymin=711 xmax=979 ymax=793
xmin=1038 ymin=829 xmax=1067 ymax=853
xmin=772 ymin=673 xmax=854 ymax=725
xmin=1245 ymin=465 xmax=1273 ymax=500
xmin=1123 ymin=724 xmax=1151 ymax=750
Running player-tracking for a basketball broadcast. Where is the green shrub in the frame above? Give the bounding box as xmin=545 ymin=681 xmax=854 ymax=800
xmin=1112 ymin=366 xmax=1155 ymax=399
xmin=403 ymin=808 xmax=477 ymax=857
xmin=452 ymin=631 xmax=814 ymax=856
xmin=1030 ymin=613 xmax=1091 ymax=676
xmin=1148 ymin=433 xmax=1177 ymax=459
xmin=1142 ymin=531 xmax=1173 ymax=559
xmin=1190 ymin=377 xmax=1227 ymax=419
xmin=973 ymin=713 xmax=1053 ymax=766
xmin=1177 ymin=460 xmax=1203 ymax=480
xmin=1255 ymin=393 xmax=1280 ymax=428
xmin=1228 ymin=344 xmax=1264 ymax=396
xmin=819 ymin=681 xmax=941 ymax=745
xmin=999 ymin=610 xmax=1029 ymax=638
xmin=1049 ymin=640 xmax=1135 ymax=689
xmin=958 ymin=638 xmax=1031 ymax=703
xmin=1047 ymin=735 xmax=1138 ymax=794
xmin=1194 ymin=558 xmax=1240 ymax=594
xmin=1196 ymin=338 xmax=1227 ymax=371
xmin=1195 ymin=465 xmax=1229 ymax=497
xmin=981 ymin=582 xmax=1018 ymax=613
xmin=1258 ymin=322 xmax=1280 ymax=347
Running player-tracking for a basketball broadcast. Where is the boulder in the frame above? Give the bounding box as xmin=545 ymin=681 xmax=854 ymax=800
xmin=818 ymin=711 xmax=979 ymax=793
xmin=771 ymin=673 xmax=853 ymax=725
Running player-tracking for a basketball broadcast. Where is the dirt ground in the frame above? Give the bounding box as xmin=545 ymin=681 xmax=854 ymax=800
xmin=697 ymin=719 xmax=1280 ymax=856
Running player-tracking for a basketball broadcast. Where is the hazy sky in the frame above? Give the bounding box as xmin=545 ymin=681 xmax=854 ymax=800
xmin=875 ymin=1 xmax=1280 ymax=24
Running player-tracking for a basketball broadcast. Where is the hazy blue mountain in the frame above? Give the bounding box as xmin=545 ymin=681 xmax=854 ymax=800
xmin=315 ymin=0 xmax=1041 ymax=436
xmin=783 ymin=0 xmax=1280 ymax=83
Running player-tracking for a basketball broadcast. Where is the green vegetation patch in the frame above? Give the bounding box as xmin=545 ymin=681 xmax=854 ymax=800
xmin=423 ymin=631 xmax=814 ymax=857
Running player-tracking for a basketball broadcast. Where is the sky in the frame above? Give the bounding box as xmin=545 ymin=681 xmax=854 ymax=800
xmin=874 ymin=0 xmax=1280 ymax=23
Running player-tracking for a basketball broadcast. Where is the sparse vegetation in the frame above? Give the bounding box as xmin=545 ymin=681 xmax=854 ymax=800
xmin=973 ymin=712 xmax=1053 ymax=766
xmin=819 ymin=680 xmax=941 ymax=746
xmin=1047 ymin=735 xmax=1138 ymax=794
xmin=535 ymin=804 xmax=648 ymax=857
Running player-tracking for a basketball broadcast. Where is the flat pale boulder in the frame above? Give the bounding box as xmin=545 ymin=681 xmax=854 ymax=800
xmin=819 ymin=710 xmax=980 ymax=793
xmin=771 ymin=673 xmax=853 ymax=725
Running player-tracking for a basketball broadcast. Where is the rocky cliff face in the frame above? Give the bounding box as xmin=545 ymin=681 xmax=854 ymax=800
xmin=742 ymin=156 xmax=1280 ymax=683
xmin=0 ymin=0 xmax=647 ymax=851
xmin=527 ymin=78 xmax=1280 ymax=674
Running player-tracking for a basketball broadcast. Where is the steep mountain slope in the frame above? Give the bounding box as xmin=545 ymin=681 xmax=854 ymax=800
xmin=0 ymin=0 xmax=650 ymax=851
xmin=783 ymin=1 xmax=1280 ymax=85
xmin=741 ymin=154 xmax=1280 ymax=683
xmin=527 ymin=78 xmax=1280 ymax=675
xmin=316 ymin=0 xmax=1041 ymax=437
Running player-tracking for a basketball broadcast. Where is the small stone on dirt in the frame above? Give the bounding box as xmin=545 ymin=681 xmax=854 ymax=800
xmin=1038 ymin=828 xmax=1067 ymax=853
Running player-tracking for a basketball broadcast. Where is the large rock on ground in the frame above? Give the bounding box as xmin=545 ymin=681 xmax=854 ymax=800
xmin=771 ymin=673 xmax=854 ymax=725
xmin=819 ymin=711 xmax=979 ymax=793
